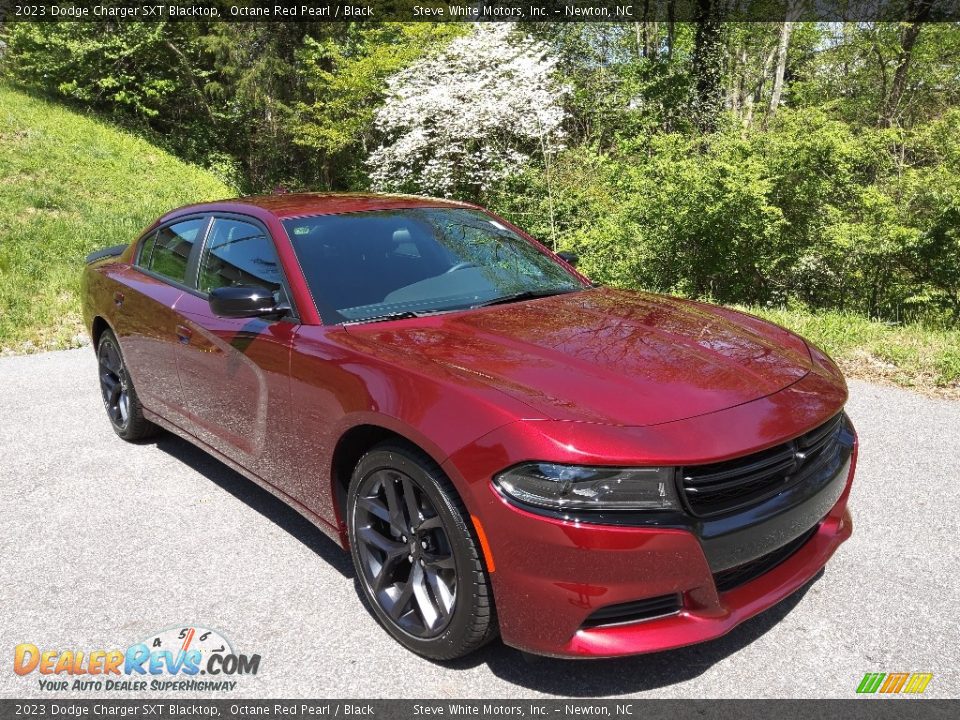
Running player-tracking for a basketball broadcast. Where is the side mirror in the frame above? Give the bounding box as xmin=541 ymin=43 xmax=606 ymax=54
xmin=208 ymin=286 xmax=283 ymax=318
xmin=556 ymin=251 xmax=579 ymax=268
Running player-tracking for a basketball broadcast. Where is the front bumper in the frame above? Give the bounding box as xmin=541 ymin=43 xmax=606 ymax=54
xmin=449 ymin=435 xmax=857 ymax=659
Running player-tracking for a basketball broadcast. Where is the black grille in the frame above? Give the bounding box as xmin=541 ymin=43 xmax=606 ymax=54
xmin=713 ymin=524 xmax=819 ymax=593
xmin=582 ymin=593 xmax=682 ymax=628
xmin=680 ymin=413 xmax=845 ymax=518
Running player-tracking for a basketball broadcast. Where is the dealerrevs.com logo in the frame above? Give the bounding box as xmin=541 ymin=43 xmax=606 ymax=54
xmin=13 ymin=626 xmax=260 ymax=692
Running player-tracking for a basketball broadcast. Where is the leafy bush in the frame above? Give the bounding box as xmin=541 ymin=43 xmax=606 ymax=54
xmin=488 ymin=108 xmax=960 ymax=325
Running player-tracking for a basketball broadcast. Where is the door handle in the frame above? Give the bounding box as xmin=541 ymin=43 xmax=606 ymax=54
xmin=175 ymin=325 xmax=193 ymax=345
xmin=113 ymin=291 xmax=125 ymax=307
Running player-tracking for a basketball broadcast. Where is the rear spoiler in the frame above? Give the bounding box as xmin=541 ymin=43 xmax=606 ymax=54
xmin=85 ymin=244 xmax=128 ymax=264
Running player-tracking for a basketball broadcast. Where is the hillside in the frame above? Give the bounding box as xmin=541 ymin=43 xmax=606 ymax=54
xmin=0 ymin=85 xmax=233 ymax=352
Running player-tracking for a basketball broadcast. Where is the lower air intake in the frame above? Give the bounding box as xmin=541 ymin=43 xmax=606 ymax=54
xmin=713 ymin=524 xmax=820 ymax=593
xmin=582 ymin=593 xmax=682 ymax=628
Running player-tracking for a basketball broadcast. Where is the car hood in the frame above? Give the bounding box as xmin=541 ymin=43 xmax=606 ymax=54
xmin=346 ymin=288 xmax=817 ymax=427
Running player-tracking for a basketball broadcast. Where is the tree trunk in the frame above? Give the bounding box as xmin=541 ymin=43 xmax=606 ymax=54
xmin=881 ymin=0 xmax=934 ymax=128
xmin=733 ymin=44 xmax=750 ymax=121
xmin=690 ymin=0 xmax=725 ymax=133
xmin=163 ymin=38 xmax=216 ymax=124
xmin=766 ymin=22 xmax=794 ymax=123
xmin=641 ymin=1 xmax=649 ymax=58
xmin=642 ymin=1 xmax=658 ymax=60
xmin=666 ymin=0 xmax=676 ymax=60
xmin=747 ymin=44 xmax=778 ymax=129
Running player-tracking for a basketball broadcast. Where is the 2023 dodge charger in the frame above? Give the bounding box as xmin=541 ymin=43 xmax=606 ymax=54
xmin=81 ymin=193 xmax=857 ymax=660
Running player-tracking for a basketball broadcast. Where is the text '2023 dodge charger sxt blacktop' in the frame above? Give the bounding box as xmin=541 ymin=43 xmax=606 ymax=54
xmin=81 ymin=193 xmax=857 ymax=660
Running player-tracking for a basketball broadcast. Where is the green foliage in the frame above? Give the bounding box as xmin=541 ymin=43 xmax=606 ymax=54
xmin=0 ymin=85 xmax=233 ymax=351
xmin=196 ymin=23 xmax=337 ymax=190
xmin=789 ymin=23 xmax=960 ymax=129
xmin=1 ymin=19 xmax=959 ymax=390
xmin=1 ymin=21 xmax=463 ymax=193
xmin=3 ymin=22 xmax=197 ymax=118
xmin=294 ymin=23 xmax=464 ymax=188
xmin=489 ymin=106 xmax=960 ymax=324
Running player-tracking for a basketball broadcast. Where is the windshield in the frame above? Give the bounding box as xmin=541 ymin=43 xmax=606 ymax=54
xmin=283 ymin=208 xmax=586 ymax=324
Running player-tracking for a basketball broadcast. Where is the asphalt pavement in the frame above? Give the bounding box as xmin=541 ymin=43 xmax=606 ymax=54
xmin=1 ymin=348 xmax=957 ymax=698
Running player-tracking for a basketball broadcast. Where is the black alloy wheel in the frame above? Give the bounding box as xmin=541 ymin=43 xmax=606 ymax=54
xmin=347 ymin=442 xmax=496 ymax=659
xmin=98 ymin=335 xmax=130 ymax=428
xmin=96 ymin=330 xmax=156 ymax=441
xmin=354 ymin=467 xmax=456 ymax=637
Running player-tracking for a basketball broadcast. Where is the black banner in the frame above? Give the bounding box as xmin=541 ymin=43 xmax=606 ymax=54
xmin=2 ymin=0 xmax=960 ymax=23
xmin=0 ymin=700 xmax=959 ymax=720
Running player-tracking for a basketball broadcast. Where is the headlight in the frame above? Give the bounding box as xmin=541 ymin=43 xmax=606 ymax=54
xmin=493 ymin=462 xmax=680 ymax=511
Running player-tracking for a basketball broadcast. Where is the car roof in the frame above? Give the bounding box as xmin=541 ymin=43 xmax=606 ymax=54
xmin=160 ymin=192 xmax=478 ymax=223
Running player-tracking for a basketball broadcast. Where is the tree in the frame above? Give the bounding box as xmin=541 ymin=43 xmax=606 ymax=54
xmin=690 ymin=0 xmax=725 ymax=132
xmin=199 ymin=22 xmax=333 ymax=190
xmin=295 ymin=23 xmax=463 ymax=189
xmin=367 ymin=24 xmax=569 ymax=200
xmin=880 ymin=0 xmax=935 ymax=127
xmin=1 ymin=22 xmax=208 ymax=126
xmin=1 ymin=21 xmax=333 ymax=190
xmin=766 ymin=1 xmax=805 ymax=124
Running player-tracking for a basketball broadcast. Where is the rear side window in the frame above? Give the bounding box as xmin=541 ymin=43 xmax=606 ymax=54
xmin=140 ymin=218 xmax=206 ymax=285
xmin=198 ymin=217 xmax=283 ymax=295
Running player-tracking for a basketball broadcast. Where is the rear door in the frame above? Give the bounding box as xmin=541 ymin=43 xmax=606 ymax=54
xmin=172 ymin=214 xmax=303 ymax=501
xmin=115 ymin=216 xmax=209 ymax=421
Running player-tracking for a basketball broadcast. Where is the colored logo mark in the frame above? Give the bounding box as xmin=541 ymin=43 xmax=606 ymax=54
xmin=857 ymin=672 xmax=933 ymax=694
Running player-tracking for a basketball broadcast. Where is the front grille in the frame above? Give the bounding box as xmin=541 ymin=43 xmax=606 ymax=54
xmin=582 ymin=593 xmax=682 ymax=628
xmin=713 ymin=524 xmax=819 ymax=593
xmin=680 ymin=413 xmax=845 ymax=518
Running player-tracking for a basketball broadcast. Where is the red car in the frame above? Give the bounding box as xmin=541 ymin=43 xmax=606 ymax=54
xmin=81 ymin=193 xmax=857 ymax=660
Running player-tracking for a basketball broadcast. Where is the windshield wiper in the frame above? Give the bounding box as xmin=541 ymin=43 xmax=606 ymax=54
xmin=345 ymin=308 xmax=457 ymax=325
xmin=344 ymin=310 xmax=426 ymax=325
xmin=346 ymin=289 xmax=580 ymax=323
xmin=471 ymin=289 xmax=577 ymax=309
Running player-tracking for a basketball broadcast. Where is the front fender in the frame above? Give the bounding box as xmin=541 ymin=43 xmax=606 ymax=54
xmin=288 ymin=325 xmax=534 ymax=536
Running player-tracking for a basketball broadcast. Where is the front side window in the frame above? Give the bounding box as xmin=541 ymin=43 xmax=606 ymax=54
xmin=198 ymin=217 xmax=284 ymax=295
xmin=140 ymin=218 xmax=206 ymax=285
xmin=284 ymin=208 xmax=585 ymax=324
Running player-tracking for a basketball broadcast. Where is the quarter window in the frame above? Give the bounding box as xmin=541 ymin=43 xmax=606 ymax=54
xmin=198 ymin=218 xmax=284 ymax=295
xmin=141 ymin=218 xmax=206 ymax=285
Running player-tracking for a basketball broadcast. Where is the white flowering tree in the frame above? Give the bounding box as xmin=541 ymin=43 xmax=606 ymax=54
xmin=367 ymin=23 xmax=569 ymax=199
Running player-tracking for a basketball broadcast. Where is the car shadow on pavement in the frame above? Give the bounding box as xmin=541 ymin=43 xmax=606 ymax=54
xmin=470 ymin=571 xmax=823 ymax=695
xmin=154 ymin=433 xmax=355 ymax=579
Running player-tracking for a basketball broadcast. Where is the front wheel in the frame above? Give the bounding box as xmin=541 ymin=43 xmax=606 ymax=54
xmin=347 ymin=442 xmax=497 ymax=660
xmin=97 ymin=329 xmax=157 ymax=441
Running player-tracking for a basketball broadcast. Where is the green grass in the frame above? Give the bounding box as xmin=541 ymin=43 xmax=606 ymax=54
xmin=0 ymin=84 xmax=233 ymax=351
xmin=745 ymin=306 xmax=960 ymax=395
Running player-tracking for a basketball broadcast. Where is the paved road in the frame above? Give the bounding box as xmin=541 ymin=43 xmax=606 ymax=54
xmin=1 ymin=348 xmax=958 ymax=699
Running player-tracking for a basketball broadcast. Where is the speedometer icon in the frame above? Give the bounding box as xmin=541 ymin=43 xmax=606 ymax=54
xmin=140 ymin=625 xmax=233 ymax=665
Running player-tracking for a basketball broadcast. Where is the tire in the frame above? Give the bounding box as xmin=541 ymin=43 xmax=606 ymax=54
xmin=347 ymin=441 xmax=497 ymax=660
xmin=96 ymin=329 xmax=157 ymax=441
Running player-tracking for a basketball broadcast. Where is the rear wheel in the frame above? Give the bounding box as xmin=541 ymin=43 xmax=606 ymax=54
xmin=97 ymin=329 xmax=157 ymax=441
xmin=347 ymin=442 xmax=497 ymax=660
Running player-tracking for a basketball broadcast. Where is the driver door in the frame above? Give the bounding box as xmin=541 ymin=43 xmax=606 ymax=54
xmin=172 ymin=215 xmax=303 ymax=502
